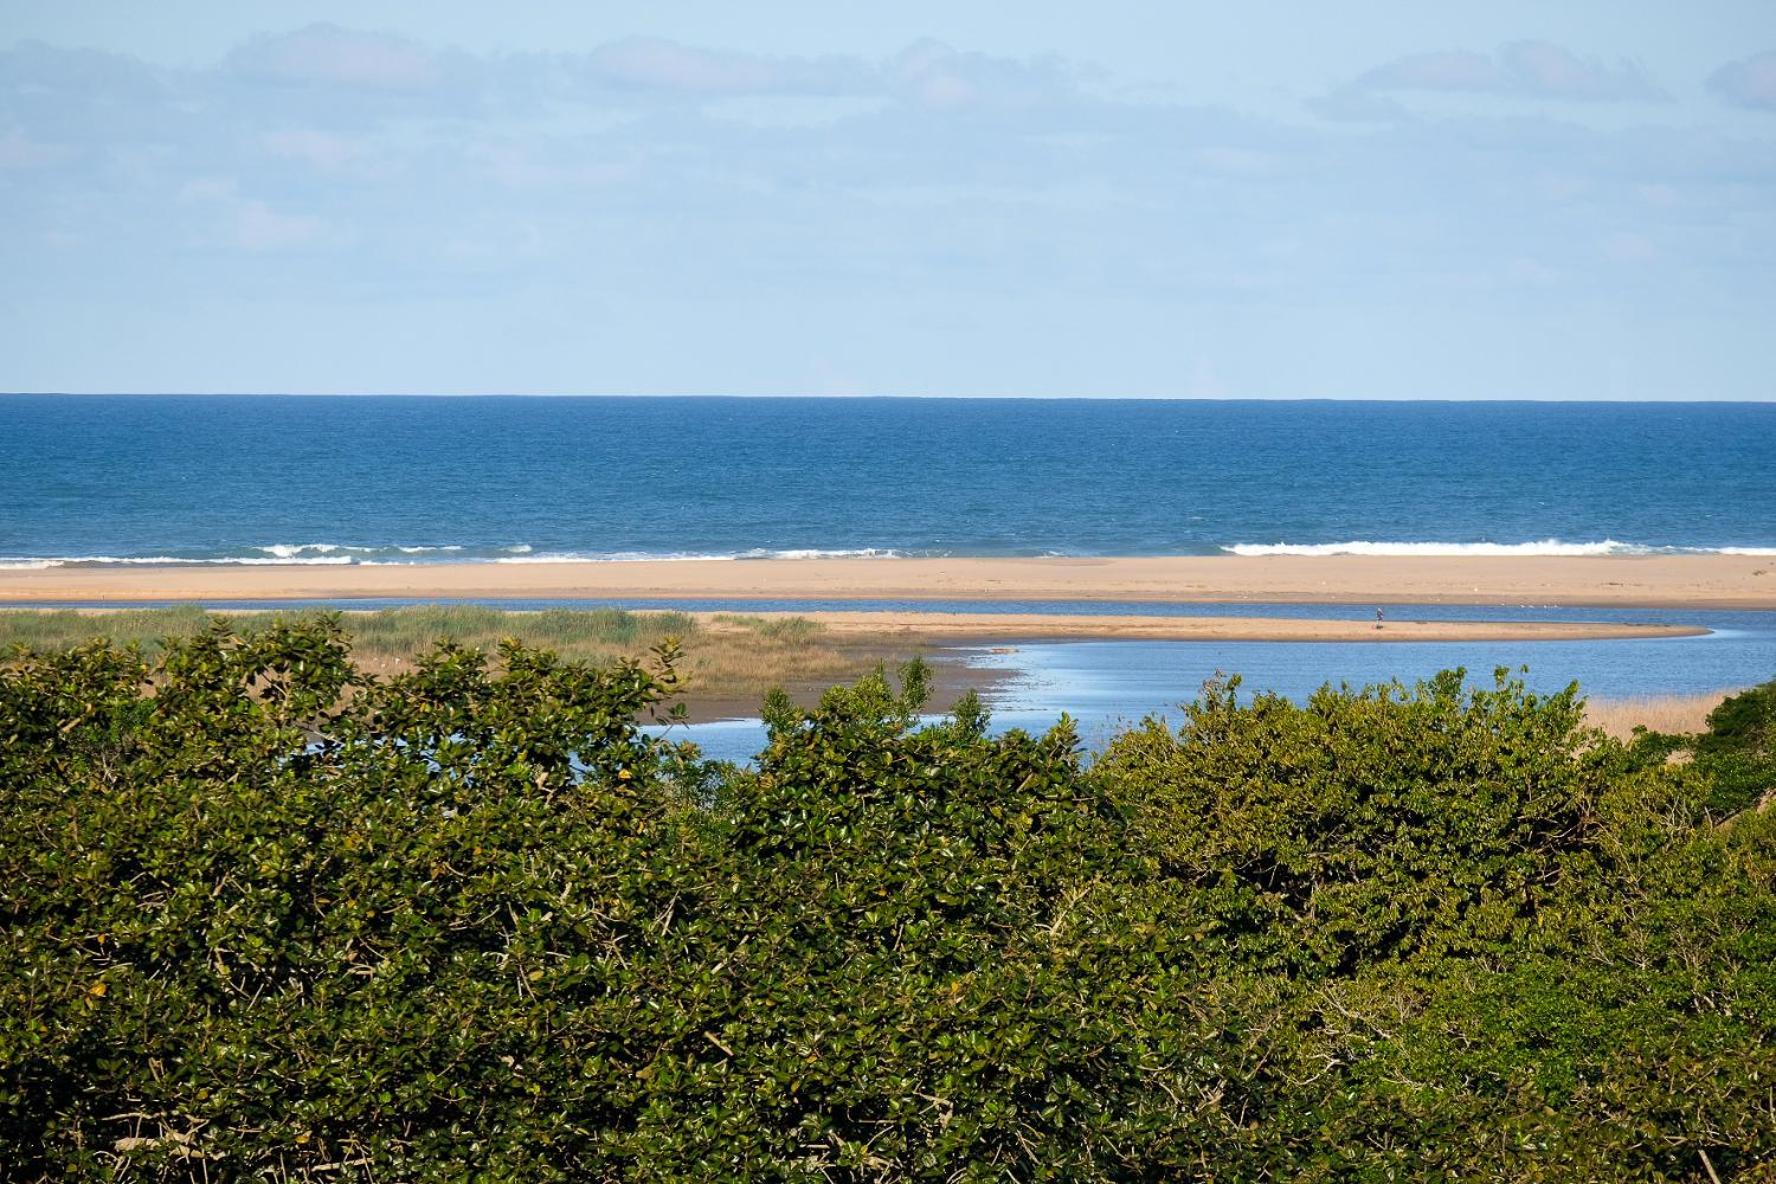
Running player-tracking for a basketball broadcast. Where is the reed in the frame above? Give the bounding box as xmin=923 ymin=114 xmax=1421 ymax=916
xmin=0 ymin=606 xmax=863 ymax=705
xmin=1584 ymin=692 xmax=1729 ymax=739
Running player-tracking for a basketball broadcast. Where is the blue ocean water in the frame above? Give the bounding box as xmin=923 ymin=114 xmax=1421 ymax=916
xmin=3 ymin=395 xmax=1774 ymax=563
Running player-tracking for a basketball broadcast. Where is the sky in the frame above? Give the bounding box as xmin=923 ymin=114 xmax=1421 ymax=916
xmin=2 ymin=2 xmax=1774 ymax=398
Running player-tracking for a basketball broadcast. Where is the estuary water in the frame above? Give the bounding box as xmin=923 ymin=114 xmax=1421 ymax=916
xmin=648 ymin=602 xmax=1776 ymax=763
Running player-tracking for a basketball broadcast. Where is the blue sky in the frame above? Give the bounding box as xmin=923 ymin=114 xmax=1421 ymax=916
xmin=3 ymin=2 xmax=1773 ymax=397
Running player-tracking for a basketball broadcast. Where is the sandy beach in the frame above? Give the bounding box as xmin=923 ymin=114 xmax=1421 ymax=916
xmin=0 ymin=553 xmax=1770 ymax=609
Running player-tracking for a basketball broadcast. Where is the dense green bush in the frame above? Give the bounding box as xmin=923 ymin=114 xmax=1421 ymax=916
xmin=1693 ymin=678 xmax=1776 ymax=814
xmin=2 ymin=621 xmax=1771 ymax=1181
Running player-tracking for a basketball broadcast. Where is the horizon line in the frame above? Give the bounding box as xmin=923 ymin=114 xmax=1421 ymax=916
xmin=3 ymin=391 xmax=1774 ymax=405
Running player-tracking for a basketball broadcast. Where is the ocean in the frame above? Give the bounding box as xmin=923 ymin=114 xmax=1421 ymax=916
xmin=3 ymin=395 xmax=1774 ymax=564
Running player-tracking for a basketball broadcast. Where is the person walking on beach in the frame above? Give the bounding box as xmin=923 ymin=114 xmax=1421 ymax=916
xmin=1375 ymin=607 xmax=1385 ymax=631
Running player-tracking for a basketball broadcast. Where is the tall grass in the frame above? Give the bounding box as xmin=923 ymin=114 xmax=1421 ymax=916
xmin=710 ymin=613 xmax=822 ymax=643
xmin=0 ymin=606 xmax=858 ymax=706
xmin=336 ymin=605 xmax=700 ymax=656
xmin=0 ymin=606 xmax=217 ymax=653
xmin=0 ymin=605 xmax=697 ymax=658
xmin=1585 ymin=692 xmax=1729 ymax=739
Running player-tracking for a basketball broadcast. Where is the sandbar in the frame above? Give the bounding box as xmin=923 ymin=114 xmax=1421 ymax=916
xmin=695 ymin=611 xmax=1697 ymax=643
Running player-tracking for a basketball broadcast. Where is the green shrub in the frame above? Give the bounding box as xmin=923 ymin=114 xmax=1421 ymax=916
xmin=1095 ymin=669 xmax=1708 ymax=977
xmin=1695 ymin=679 xmax=1776 ymax=814
xmin=2 ymin=628 xmax=1772 ymax=1181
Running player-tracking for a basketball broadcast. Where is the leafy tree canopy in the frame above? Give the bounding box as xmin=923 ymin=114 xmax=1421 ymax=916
xmin=2 ymin=620 xmax=1771 ymax=1181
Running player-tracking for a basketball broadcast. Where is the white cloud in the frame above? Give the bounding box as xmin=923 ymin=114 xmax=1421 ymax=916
xmin=173 ymin=175 xmax=331 ymax=251
xmin=260 ymin=129 xmax=366 ymax=172
xmin=1497 ymin=41 xmax=1664 ymax=102
xmin=177 ymin=176 xmax=239 ymax=205
xmin=0 ymin=128 xmax=69 ymax=169
xmin=1602 ymin=231 xmax=1658 ymax=264
xmin=1334 ymin=40 xmax=1667 ymax=109
xmin=888 ymin=39 xmax=1085 ymax=111
xmin=1505 ymin=257 xmax=1561 ymax=287
xmin=226 ymin=24 xmax=441 ymax=91
xmin=3 ymin=22 xmax=1773 ymax=398
xmin=575 ymin=38 xmax=860 ymax=97
xmin=233 ymin=199 xmax=330 ymax=251
xmin=1709 ymin=51 xmax=1776 ymax=111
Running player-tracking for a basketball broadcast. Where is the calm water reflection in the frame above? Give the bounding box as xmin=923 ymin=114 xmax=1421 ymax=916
xmin=658 ymin=606 xmax=1776 ymax=764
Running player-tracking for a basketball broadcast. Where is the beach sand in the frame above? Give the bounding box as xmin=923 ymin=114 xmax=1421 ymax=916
xmin=0 ymin=554 xmax=1770 ymax=609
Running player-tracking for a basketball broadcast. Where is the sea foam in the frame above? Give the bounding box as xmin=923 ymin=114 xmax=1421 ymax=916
xmin=1222 ymin=539 xmax=1651 ymax=558
xmin=0 ymin=545 xmax=910 ymax=567
xmin=492 ymin=547 xmax=904 ymax=564
xmin=4 ymin=541 xmax=1769 ymax=568
xmin=0 ymin=556 xmax=361 ymax=568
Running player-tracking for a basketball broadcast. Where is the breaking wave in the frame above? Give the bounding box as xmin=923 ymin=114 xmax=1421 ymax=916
xmin=0 ymin=545 xmax=911 ymax=568
xmin=1219 ymin=540 xmax=1776 ymax=557
xmin=5 ymin=540 xmax=1770 ymax=569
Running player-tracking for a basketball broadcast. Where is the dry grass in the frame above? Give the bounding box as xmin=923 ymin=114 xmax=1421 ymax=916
xmin=0 ymin=606 xmax=885 ymax=709
xmin=1585 ymin=692 xmax=1730 ymax=740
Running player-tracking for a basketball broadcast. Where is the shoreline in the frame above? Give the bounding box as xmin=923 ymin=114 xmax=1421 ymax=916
xmin=0 ymin=554 xmax=1771 ymax=609
xmin=0 ymin=603 xmax=1709 ymax=725
xmin=1 ymin=604 xmax=1701 ymax=644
